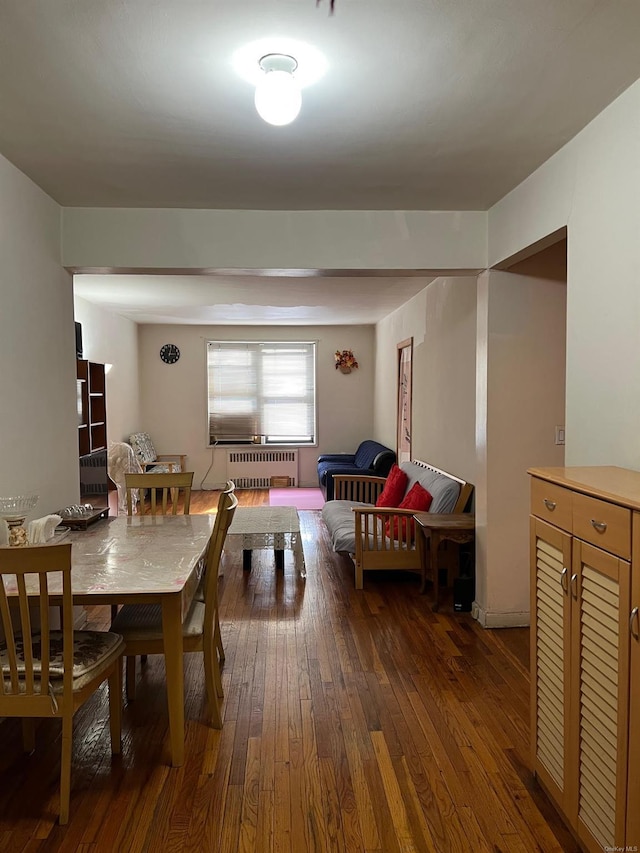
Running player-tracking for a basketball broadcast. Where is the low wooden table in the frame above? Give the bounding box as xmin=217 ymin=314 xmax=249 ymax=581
xmin=413 ymin=513 xmax=475 ymax=611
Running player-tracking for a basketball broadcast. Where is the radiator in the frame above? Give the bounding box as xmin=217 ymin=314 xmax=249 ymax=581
xmin=226 ymin=449 xmax=298 ymax=488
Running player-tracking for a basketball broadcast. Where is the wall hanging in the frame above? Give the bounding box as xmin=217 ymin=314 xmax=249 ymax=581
xmin=335 ymin=349 xmax=359 ymax=374
xmin=397 ymin=338 xmax=413 ymax=463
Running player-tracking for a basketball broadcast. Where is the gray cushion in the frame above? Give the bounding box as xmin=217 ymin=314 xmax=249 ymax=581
xmin=400 ymin=461 xmax=461 ymax=513
xmin=321 ymin=500 xmax=373 ymax=553
xmin=111 ymin=600 xmax=205 ymax=641
xmin=129 ymin=432 xmax=157 ymax=465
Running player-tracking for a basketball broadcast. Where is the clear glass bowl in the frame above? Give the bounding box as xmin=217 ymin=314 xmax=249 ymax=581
xmin=0 ymin=495 xmax=39 ymax=546
xmin=0 ymin=494 xmax=39 ymax=520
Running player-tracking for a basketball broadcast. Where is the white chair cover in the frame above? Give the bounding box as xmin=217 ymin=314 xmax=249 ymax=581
xmin=107 ymin=442 xmax=143 ymax=514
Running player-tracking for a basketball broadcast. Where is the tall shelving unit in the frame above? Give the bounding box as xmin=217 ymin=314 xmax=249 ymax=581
xmin=76 ymin=359 xmax=109 ymax=510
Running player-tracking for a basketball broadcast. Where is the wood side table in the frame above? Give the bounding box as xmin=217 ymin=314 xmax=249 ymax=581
xmin=413 ymin=513 xmax=475 ymax=611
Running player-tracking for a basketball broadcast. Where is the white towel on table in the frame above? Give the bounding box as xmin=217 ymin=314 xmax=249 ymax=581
xmin=27 ymin=514 xmax=63 ymax=544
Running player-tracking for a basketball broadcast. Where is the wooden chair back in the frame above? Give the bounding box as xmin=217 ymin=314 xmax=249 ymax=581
xmin=125 ymin=471 xmax=194 ymax=515
xmin=0 ymin=543 xmax=73 ymax=716
xmin=202 ymin=491 xmax=238 ymax=615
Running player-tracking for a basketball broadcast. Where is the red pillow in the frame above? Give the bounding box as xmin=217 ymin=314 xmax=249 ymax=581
xmin=385 ymin=482 xmax=433 ymax=541
xmin=375 ymin=464 xmax=408 ymax=508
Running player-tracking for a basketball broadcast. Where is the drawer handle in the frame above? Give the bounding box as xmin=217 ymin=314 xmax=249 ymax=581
xmin=543 ymin=499 xmax=557 ymax=511
xmin=590 ymin=519 xmax=607 ymax=534
xmin=570 ymin=573 xmax=578 ymax=600
xmin=630 ymin=607 xmax=640 ymax=640
xmin=560 ymin=567 xmax=568 ymax=594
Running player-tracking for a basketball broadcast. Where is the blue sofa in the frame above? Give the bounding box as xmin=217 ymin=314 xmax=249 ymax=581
xmin=317 ymin=440 xmax=396 ymax=500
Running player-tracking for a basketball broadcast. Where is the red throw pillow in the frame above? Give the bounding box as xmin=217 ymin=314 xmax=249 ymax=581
xmin=385 ymin=482 xmax=433 ymax=541
xmin=375 ymin=464 xmax=409 ymax=508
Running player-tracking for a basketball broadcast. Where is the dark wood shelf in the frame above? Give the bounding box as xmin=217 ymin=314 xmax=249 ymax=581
xmin=77 ymin=359 xmax=109 ymax=512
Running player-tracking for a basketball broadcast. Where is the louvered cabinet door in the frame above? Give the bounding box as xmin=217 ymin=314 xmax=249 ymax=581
xmin=530 ymin=516 xmax=573 ymax=812
xmin=571 ymin=539 xmax=631 ymax=853
xmin=626 ymin=512 xmax=640 ymax=847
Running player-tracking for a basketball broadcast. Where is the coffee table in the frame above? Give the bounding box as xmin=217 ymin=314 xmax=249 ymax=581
xmin=227 ymin=505 xmax=306 ymax=576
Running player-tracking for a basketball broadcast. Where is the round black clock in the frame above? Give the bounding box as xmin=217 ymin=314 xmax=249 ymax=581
xmin=160 ymin=343 xmax=180 ymax=364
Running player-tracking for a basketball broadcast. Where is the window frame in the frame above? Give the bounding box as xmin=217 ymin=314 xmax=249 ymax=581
xmin=206 ymin=340 xmax=317 ymax=447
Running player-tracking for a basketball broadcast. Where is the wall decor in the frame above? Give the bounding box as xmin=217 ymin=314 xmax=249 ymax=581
xmin=397 ymin=338 xmax=413 ymax=463
xmin=335 ymin=349 xmax=359 ymax=374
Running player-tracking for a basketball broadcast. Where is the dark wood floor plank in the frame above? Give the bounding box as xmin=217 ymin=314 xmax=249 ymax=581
xmin=0 ymin=491 xmax=575 ymax=851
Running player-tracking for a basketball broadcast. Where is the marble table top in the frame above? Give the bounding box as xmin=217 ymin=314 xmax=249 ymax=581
xmin=228 ymin=505 xmax=300 ymax=535
xmin=2 ymin=514 xmax=214 ymax=598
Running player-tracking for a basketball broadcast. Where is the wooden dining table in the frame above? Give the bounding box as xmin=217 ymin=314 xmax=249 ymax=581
xmin=7 ymin=514 xmax=215 ymax=767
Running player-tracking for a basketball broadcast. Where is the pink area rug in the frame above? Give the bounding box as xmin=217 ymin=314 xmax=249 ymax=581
xmin=269 ymin=488 xmax=325 ymax=510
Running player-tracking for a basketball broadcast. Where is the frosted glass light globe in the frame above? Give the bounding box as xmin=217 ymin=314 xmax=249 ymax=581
xmin=254 ymin=70 xmax=302 ymax=126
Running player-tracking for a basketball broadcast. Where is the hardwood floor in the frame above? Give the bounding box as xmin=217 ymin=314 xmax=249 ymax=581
xmin=0 ymin=490 xmax=577 ymax=852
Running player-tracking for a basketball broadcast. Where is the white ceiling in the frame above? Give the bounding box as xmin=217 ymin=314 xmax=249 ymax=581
xmin=73 ymin=272 xmax=437 ymax=326
xmin=3 ymin=0 xmax=640 ymax=323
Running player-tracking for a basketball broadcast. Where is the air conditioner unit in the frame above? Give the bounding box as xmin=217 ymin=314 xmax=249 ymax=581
xmin=209 ymin=414 xmax=260 ymax=446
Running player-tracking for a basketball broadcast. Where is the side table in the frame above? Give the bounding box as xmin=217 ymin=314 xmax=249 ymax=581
xmin=413 ymin=513 xmax=475 ymax=611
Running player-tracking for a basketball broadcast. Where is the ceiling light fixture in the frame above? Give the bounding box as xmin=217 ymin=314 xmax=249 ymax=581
xmin=233 ymin=39 xmax=327 ymax=126
xmin=254 ymin=53 xmax=301 ymax=126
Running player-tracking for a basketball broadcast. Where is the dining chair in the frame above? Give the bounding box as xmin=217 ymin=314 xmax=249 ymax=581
xmin=124 ymin=471 xmax=194 ymax=516
xmin=111 ymin=492 xmax=238 ymax=728
xmin=194 ymin=481 xmax=236 ymax=680
xmin=195 ymin=480 xmax=236 ymax=699
xmin=114 ymin=471 xmax=195 ymax=623
xmin=0 ymin=543 xmax=124 ymax=824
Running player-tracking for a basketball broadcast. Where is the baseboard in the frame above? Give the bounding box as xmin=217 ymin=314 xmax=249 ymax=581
xmin=471 ymin=601 xmax=530 ymax=628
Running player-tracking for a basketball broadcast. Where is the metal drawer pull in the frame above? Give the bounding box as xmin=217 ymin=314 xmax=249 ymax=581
xmin=560 ymin=567 xmax=568 ymax=593
xmin=570 ymin=573 xmax=578 ymax=599
xmin=543 ymin=499 xmax=557 ymax=511
xmin=590 ymin=519 xmax=607 ymax=533
xmin=630 ymin=607 xmax=640 ymax=639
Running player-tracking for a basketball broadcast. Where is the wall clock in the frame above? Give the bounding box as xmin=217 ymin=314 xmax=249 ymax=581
xmin=160 ymin=343 xmax=180 ymax=364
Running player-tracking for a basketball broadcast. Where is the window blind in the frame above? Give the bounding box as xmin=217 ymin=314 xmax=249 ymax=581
xmin=207 ymin=341 xmax=316 ymax=445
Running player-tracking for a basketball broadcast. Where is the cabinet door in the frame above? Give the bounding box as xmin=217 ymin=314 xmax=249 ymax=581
xmin=571 ymin=539 xmax=630 ymax=853
xmin=626 ymin=513 xmax=640 ymax=847
xmin=530 ymin=516 xmax=573 ymax=812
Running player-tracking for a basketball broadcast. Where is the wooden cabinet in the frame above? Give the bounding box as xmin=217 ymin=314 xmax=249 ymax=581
xmin=76 ymin=359 xmax=109 ymax=508
xmin=529 ymin=466 xmax=639 ymax=853
xmin=627 ymin=523 xmax=640 ymax=845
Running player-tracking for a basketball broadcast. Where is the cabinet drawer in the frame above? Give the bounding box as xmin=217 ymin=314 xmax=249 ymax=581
xmin=531 ymin=478 xmax=572 ymax=531
xmin=572 ymin=492 xmax=631 ymax=559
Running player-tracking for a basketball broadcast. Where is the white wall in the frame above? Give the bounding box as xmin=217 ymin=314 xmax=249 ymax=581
xmin=62 ymin=209 xmax=487 ymax=272
xmin=475 ymin=244 xmax=566 ymax=625
xmin=374 ymin=277 xmax=477 ymax=486
xmin=0 ymin=153 xmax=78 ymax=516
xmin=72 ymin=296 xmax=141 ymax=443
xmin=489 ymin=77 xmax=640 ymax=470
xmin=32 ymin=72 xmax=640 ymax=627
xmin=137 ymin=324 xmax=375 ymax=488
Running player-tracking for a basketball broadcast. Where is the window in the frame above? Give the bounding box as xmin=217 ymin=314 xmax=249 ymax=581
xmin=207 ymin=341 xmax=316 ymax=445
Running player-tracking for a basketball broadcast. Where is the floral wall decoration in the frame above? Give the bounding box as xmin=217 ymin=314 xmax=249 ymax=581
xmin=335 ymin=349 xmax=359 ymax=374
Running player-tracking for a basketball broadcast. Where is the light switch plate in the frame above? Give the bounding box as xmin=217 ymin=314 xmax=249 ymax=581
xmin=555 ymin=426 xmax=565 ymax=445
